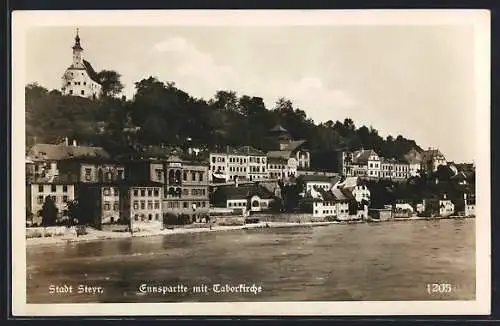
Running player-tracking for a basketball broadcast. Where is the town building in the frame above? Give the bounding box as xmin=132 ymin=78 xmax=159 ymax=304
xmin=26 ymin=173 xmax=78 ymax=226
xmin=298 ymin=174 xmax=340 ymax=194
xmin=335 ymin=176 xmax=370 ymax=219
xmin=423 ymin=194 xmax=455 ymax=217
xmin=239 ymin=146 xmax=268 ymax=181
xmin=421 ymin=148 xmax=447 ymax=174
xmin=266 ymin=125 xmax=310 ymax=171
xmin=211 ymin=184 xmax=274 ymax=214
xmin=464 ymin=193 xmax=476 ymax=217
xmin=119 ymin=182 xmax=164 ymax=230
xmin=61 ymin=29 xmax=102 ymax=99
xmin=404 ymin=148 xmax=423 ymax=177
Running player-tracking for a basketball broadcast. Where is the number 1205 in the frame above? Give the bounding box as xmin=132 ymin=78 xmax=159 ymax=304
xmin=427 ymin=283 xmax=455 ymax=294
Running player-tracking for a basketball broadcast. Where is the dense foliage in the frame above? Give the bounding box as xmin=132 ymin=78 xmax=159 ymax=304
xmin=26 ymin=74 xmax=421 ymax=159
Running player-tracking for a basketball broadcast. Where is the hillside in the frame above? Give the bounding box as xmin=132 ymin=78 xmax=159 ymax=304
xmin=25 ymin=78 xmax=421 ymax=160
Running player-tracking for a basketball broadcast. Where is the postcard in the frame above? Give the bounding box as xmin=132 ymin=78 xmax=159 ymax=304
xmin=11 ymin=9 xmax=490 ymax=316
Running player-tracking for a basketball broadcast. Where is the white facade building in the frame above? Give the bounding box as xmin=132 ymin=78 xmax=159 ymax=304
xmin=61 ymin=29 xmax=102 ymax=99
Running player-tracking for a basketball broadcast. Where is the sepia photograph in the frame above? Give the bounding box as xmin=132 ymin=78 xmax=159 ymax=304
xmin=11 ymin=10 xmax=490 ymax=316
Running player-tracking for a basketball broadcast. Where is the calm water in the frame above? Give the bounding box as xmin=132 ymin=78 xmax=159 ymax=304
xmin=26 ymin=218 xmax=475 ymax=303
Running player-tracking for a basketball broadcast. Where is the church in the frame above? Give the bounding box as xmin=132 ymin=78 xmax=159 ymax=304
xmin=61 ymin=29 xmax=102 ymax=99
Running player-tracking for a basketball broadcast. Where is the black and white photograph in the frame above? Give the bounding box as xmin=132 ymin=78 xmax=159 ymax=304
xmin=11 ymin=10 xmax=490 ymax=316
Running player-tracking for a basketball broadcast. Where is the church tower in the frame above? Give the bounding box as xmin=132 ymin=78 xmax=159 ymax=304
xmin=61 ymin=28 xmax=102 ymax=99
xmin=71 ymin=28 xmax=85 ymax=69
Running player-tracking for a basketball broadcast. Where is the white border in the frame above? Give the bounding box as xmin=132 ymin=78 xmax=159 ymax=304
xmin=11 ymin=10 xmax=491 ymax=316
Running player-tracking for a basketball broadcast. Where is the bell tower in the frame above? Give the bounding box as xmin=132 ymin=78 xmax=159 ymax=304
xmin=71 ymin=28 xmax=84 ymax=68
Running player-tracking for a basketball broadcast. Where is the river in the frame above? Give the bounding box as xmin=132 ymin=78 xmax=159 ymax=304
xmin=26 ymin=218 xmax=475 ymax=303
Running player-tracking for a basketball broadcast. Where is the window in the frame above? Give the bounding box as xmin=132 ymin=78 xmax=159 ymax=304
xmin=81 ymin=90 xmax=85 ymax=95
xmin=104 ymin=201 xmax=110 ymax=211
xmin=83 ymin=82 xmax=86 ymax=85
xmin=134 ymin=214 xmax=139 ymax=221
xmin=117 ymin=170 xmax=124 ymax=180
xmin=133 ymin=189 xmax=139 ymax=197
xmin=147 ymin=189 xmax=153 ymax=197
xmin=199 ymin=172 xmax=203 ymax=182
xmin=183 ymin=202 xmax=189 ymax=208
xmin=156 ymin=169 xmax=163 ymax=181
xmin=38 ymin=185 xmax=44 ymax=192
xmin=191 ymin=172 xmax=196 ymax=181
xmin=140 ymin=189 xmax=145 ymax=197
xmin=212 ymin=157 xmax=216 ymax=163
xmin=182 ymin=189 xmax=189 ymax=196
xmin=154 ymin=201 xmax=160 ymax=209
xmin=103 ymin=187 xmax=110 ymax=196
xmin=37 ymin=196 xmax=44 ymax=204
xmin=84 ymin=168 xmax=92 ymax=181
xmin=63 ymin=195 xmax=68 ymax=203
xmin=62 ymin=185 xmax=68 ymax=192
xmin=113 ymin=202 xmax=119 ymax=211
xmin=51 ymin=185 xmax=57 ymax=192
xmin=113 ymin=187 xmax=119 ymax=196
xmin=155 ymin=213 xmax=160 ymax=220
xmin=153 ymin=189 xmax=159 ymax=197
xmin=139 ymin=201 xmax=145 ymax=209
xmin=133 ymin=201 xmax=139 ymax=209
xmin=147 ymin=201 xmax=153 ymax=209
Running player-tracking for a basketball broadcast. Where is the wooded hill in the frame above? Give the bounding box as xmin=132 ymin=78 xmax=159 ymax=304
xmin=25 ymin=75 xmax=421 ymax=161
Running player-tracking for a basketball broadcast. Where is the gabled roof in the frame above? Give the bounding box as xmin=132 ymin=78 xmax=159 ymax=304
xmin=28 ymin=143 xmax=110 ymax=161
xmin=30 ymin=173 xmax=79 ymax=184
xmin=352 ymin=149 xmax=379 ymax=165
xmin=216 ymin=185 xmax=274 ymax=200
xmin=83 ymin=59 xmax=100 ymax=84
xmin=283 ymin=140 xmax=307 ymax=152
xmin=332 ymin=188 xmax=354 ymax=201
xmin=270 ymin=124 xmax=288 ymax=133
xmin=337 ymin=176 xmax=364 ymax=190
xmin=237 ymin=145 xmax=266 ymax=156
xmin=267 ymin=150 xmax=292 ymax=160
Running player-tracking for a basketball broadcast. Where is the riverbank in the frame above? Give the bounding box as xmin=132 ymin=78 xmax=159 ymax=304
xmin=25 ymin=215 xmax=475 ymax=248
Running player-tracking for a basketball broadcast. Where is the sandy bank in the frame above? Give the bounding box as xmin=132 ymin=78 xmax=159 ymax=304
xmin=26 ymin=215 xmax=474 ymax=248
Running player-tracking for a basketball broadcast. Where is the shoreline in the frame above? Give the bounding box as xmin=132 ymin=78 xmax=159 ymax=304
xmin=26 ymin=215 xmax=475 ymax=248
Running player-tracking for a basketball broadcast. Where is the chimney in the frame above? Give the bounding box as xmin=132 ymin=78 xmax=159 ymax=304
xmin=443 ymin=193 xmax=447 ymax=200
xmin=64 ymin=137 xmax=69 ymax=146
xmin=72 ymin=139 xmax=77 ymax=147
xmin=464 ymin=193 xmax=467 ymax=200
xmin=235 ymin=177 xmax=239 ymax=188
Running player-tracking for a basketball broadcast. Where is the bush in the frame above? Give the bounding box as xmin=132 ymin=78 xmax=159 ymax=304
xmin=76 ymin=225 xmax=87 ymax=236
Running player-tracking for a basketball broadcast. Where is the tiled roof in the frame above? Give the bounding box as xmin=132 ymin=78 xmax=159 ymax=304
xmin=28 ymin=143 xmax=110 ymax=161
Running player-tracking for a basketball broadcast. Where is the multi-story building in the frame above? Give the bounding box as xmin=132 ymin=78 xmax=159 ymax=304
xmin=421 ymin=148 xmax=447 ymax=174
xmin=266 ymin=155 xmax=298 ymax=180
xmin=212 ymin=184 xmax=274 ymax=213
xmin=298 ymin=175 xmax=341 ymax=194
xmin=61 ymin=29 xmax=102 ymax=99
xmin=240 ymin=146 xmax=267 ymax=181
xmin=266 ymin=124 xmax=310 ymax=171
xmin=26 ymin=174 xmax=78 ymax=226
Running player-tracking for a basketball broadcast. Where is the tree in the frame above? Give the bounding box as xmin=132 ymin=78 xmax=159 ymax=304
xmin=97 ymin=70 xmax=124 ymax=97
xmin=41 ymin=196 xmax=58 ymax=226
xmin=66 ymin=199 xmax=83 ymax=226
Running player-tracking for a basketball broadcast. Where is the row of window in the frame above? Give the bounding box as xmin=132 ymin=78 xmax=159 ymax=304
xmin=37 ymin=184 xmax=69 ymax=193
xmin=211 ymin=156 xmax=267 ymax=165
xmin=134 ymin=213 xmax=160 ymax=221
xmin=228 ymin=201 xmax=247 ymax=207
xmin=103 ymin=187 xmax=119 ymax=196
xmin=314 ymin=209 xmax=349 ymax=215
xmin=67 ymin=81 xmax=88 ymax=86
xmin=103 ymin=201 xmax=120 ymax=211
xmin=165 ymin=201 xmax=208 ymax=209
xmin=132 ymin=188 xmax=161 ymax=198
xmin=36 ymin=195 xmax=68 ymax=204
xmin=132 ymin=200 xmax=161 ymax=210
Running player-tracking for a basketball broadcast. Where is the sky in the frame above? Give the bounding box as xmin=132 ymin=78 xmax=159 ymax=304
xmin=25 ymin=24 xmax=477 ymax=162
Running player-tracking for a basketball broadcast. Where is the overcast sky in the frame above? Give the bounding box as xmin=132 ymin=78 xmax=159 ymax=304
xmin=25 ymin=24 xmax=477 ymax=162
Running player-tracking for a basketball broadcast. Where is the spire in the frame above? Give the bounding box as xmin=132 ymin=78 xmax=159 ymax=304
xmin=72 ymin=28 xmax=83 ymax=51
